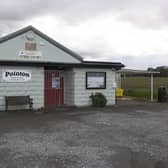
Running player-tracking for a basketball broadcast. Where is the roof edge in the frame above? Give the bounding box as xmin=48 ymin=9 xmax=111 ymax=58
xmin=118 ymin=68 xmax=160 ymax=74
xmin=0 ymin=60 xmax=124 ymax=69
xmin=82 ymin=61 xmax=125 ymax=69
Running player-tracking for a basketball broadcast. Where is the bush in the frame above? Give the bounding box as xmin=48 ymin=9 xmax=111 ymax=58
xmin=90 ymin=93 xmax=107 ymax=107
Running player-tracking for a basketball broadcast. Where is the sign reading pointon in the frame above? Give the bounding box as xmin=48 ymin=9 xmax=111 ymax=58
xmin=2 ymin=70 xmax=31 ymax=82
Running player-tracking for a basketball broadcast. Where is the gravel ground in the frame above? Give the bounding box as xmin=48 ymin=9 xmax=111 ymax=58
xmin=0 ymin=102 xmax=168 ymax=167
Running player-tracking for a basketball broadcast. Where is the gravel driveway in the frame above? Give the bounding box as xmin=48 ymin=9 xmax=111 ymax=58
xmin=0 ymin=102 xmax=168 ymax=168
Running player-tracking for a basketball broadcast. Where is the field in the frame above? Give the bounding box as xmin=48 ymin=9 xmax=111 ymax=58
xmin=121 ymin=77 xmax=168 ymax=100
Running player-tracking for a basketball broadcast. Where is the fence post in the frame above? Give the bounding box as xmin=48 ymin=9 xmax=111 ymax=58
xmin=151 ymin=73 xmax=154 ymax=101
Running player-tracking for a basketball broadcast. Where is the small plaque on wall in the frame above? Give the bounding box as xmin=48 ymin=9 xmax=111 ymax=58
xmin=19 ymin=50 xmax=42 ymax=60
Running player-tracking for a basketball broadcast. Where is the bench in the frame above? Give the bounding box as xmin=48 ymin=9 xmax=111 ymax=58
xmin=5 ymin=96 xmax=33 ymax=111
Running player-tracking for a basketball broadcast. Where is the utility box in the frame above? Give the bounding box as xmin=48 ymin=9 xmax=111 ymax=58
xmin=158 ymin=87 xmax=167 ymax=102
xmin=116 ymin=88 xmax=124 ymax=97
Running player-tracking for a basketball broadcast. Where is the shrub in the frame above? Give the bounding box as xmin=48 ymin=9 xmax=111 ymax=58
xmin=90 ymin=92 xmax=107 ymax=107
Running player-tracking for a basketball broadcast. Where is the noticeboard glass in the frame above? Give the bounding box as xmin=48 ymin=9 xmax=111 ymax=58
xmin=86 ymin=72 xmax=106 ymax=89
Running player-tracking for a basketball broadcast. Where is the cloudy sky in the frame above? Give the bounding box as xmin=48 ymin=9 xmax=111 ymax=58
xmin=0 ymin=0 xmax=168 ymax=69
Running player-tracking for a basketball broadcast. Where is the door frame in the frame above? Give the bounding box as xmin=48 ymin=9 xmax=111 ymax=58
xmin=44 ymin=69 xmax=64 ymax=107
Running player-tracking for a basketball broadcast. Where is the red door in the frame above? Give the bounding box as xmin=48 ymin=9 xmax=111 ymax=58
xmin=45 ymin=71 xmax=64 ymax=107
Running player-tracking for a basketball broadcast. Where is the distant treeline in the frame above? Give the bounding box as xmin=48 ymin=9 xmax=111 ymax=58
xmin=147 ymin=66 xmax=168 ymax=77
xmin=122 ymin=66 xmax=168 ymax=77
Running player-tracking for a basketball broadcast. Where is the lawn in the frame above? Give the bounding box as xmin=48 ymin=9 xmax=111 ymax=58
xmin=121 ymin=77 xmax=168 ymax=100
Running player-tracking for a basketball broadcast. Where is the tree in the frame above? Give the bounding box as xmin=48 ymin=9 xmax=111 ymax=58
xmin=147 ymin=66 xmax=168 ymax=77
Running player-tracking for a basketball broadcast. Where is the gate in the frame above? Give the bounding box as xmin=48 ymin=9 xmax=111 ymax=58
xmin=44 ymin=70 xmax=64 ymax=106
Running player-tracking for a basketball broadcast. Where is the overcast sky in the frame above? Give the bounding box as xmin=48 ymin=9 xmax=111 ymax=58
xmin=0 ymin=0 xmax=168 ymax=69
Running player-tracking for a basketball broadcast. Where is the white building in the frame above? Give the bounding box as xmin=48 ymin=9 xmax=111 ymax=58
xmin=0 ymin=26 xmax=124 ymax=111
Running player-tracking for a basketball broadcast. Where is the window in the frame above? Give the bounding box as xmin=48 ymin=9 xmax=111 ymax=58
xmin=25 ymin=42 xmax=36 ymax=51
xmin=86 ymin=72 xmax=106 ymax=89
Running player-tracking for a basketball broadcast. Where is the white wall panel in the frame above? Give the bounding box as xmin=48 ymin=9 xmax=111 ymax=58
xmin=73 ymin=68 xmax=116 ymax=106
xmin=0 ymin=66 xmax=44 ymax=111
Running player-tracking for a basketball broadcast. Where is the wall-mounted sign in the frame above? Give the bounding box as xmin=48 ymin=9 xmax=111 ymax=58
xmin=86 ymin=72 xmax=106 ymax=89
xmin=52 ymin=77 xmax=60 ymax=89
xmin=19 ymin=51 xmax=42 ymax=60
xmin=2 ymin=70 xmax=31 ymax=82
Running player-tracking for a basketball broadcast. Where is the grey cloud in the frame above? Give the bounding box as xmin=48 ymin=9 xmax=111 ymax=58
xmin=0 ymin=0 xmax=49 ymax=20
xmin=0 ymin=0 xmax=168 ymax=29
xmin=80 ymin=50 xmax=168 ymax=69
xmin=0 ymin=0 xmax=168 ymax=28
xmin=78 ymin=51 xmax=104 ymax=59
xmin=0 ymin=21 xmax=24 ymax=36
xmin=0 ymin=0 xmax=115 ymax=22
xmin=113 ymin=54 xmax=168 ymax=69
xmin=117 ymin=0 xmax=168 ymax=29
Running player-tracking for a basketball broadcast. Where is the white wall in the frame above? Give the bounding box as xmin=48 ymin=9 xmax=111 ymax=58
xmin=64 ymin=69 xmax=75 ymax=106
xmin=73 ymin=68 xmax=116 ymax=106
xmin=0 ymin=66 xmax=117 ymax=110
xmin=0 ymin=66 xmax=44 ymax=111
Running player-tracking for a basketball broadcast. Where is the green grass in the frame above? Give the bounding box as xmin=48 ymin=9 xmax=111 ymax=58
xmin=121 ymin=77 xmax=168 ymax=100
xmin=124 ymin=88 xmax=158 ymax=100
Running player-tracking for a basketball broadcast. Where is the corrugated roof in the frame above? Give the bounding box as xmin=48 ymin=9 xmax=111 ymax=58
xmin=118 ymin=68 xmax=160 ymax=74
